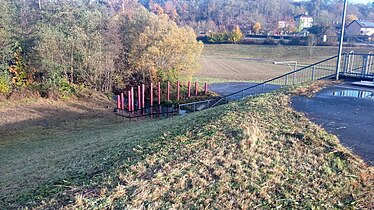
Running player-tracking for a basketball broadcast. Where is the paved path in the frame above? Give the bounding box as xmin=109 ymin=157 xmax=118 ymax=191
xmin=291 ymin=83 xmax=374 ymax=165
xmin=210 ymin=82 xmax=280 ymax=99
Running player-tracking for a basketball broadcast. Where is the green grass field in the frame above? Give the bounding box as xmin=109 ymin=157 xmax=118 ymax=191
xmin=196 ymin=44 xmax=373 ymax=81
xmin=1 ymin=83 xmax=372 ymax=209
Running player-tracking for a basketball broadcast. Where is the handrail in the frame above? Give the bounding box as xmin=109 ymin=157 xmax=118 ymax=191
xmin=211 ymin=54 xmax=341 ymax=107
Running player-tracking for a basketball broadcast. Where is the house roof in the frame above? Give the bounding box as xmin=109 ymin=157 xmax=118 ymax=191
xmin=294 ymin=14 xmax=313 ymax=20
xmin=347 ymin=20 xmax=374 ymax=28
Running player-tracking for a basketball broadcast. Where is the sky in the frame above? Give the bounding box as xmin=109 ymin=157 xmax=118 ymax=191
xmin=294 ymin=0 xmax=372 ymax=4
xmin=350 ymin=0 xmax=372 ymax=3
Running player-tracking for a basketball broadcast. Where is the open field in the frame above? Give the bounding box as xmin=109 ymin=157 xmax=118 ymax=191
xmin=197 ymin=44 xmax=374 ymax=81
xmin=1 ymin=83 xmax=373 ymax=208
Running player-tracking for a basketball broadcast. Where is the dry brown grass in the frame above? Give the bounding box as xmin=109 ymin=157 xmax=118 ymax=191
xmin=198 ymin=56 xmax=290 ymax=81
xmin=197 ymin=44 xmax=374 ymax=82
xmin=32 ymin=84 xmax=373 ymax=209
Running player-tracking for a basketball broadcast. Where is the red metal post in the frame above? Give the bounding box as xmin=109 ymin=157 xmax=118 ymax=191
xmin=150 ymin=83 xmax=153 ymax=107
xmin=195 ymin=81 xmax=198 ymax=96
xmin=167 ymin=81 xmax=170 ymax=101
xmin=127 ymin=90 xmax=131 ymax=111
xmin=142 ymin=84 xmax=145 ymax=108
xmin=177 ymin=81 xmax=180 ymax=100
xmin=187 ymin=81 xmax=191 ymax=98
xmin=131 ymin=87 xmax=134 ymax=111
xmin=117 ymin=95 xmax=121 ymax=109
xmin=158 ymin=82 xmax=161 ymax=105
xmin=137 ymin=85 xmax=141 ymax=110
xmin=121 ymin=92 xmax=124 ymax=109
xmin=204 ymin=82 xmax=208 ymax=95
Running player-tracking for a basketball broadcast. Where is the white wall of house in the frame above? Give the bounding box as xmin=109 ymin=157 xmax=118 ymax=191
xmin=300 ymin=17 xmax=313 ymax=28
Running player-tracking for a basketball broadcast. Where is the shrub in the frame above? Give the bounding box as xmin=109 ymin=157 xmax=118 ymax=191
xmin=0 ymin=73 xmax=11 ymax=94
xmin=263 ymin=37 xmax=277 ymax=45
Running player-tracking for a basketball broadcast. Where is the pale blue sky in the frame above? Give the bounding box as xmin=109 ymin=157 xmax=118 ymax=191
xmin=351 ymin=0 xmax=372 ymax=3
xmin=294 ymin=0 xmax=372 ymax=4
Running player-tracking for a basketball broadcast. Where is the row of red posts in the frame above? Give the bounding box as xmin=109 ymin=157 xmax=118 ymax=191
xmin=117 ymin=81 xmax=208 ymax=111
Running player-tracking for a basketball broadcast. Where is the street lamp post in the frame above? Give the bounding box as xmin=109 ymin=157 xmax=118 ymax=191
xmin=335 ymin=0 xmax=348 ymax=80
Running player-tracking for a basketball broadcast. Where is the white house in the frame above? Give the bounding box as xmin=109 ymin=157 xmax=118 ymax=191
xmin=346 ymin=20 xmax=374 ymax=36
xmin=294 ymin=13 xmax=313 ymax=30
xmin=278 ymin=21 xmax=289 ymax=29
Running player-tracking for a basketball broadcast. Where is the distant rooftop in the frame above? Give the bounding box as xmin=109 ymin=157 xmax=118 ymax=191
xmin=294 ymin=13 xmax=313 ymax=20
xmin=355 ymin=20 xmax=374 ymax=28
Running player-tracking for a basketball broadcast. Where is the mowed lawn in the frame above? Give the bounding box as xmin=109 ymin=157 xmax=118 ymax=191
xmin=197 ymin=44 xmax=373 ymax=81
xmin=1 ymin=83 xmax=373 ymax=209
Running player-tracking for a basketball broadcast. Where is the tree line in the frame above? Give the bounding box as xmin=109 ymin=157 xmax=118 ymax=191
xmin=144 ymin=0 xmax=373 ymax=34
xmin=0 ymin=0 xmax=203 ymax=98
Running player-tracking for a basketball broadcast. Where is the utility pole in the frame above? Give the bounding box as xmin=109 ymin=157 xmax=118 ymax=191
xmin=335 ymin=0 xmax=348 ymax=80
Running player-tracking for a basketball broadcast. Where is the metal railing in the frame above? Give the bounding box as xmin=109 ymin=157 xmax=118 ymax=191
xmin=115 ymin=105 xmax=179 ymax=119
xmin=342 ymin=52 xmax=374 ymax=78
xmin=178 ymin=98 xmax=220 ymax=114
xmin=211 ymin=54 xmax=340 ymax=107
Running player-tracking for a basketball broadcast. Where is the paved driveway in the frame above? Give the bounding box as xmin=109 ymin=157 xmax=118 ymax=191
xmin=291 ymin=83 xmax=374 ymax=165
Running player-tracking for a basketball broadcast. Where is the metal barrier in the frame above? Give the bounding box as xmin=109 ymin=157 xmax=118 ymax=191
xmin=178 ymin=98 xmax=220 ymax=114
xmin=342 ymin=52 xmax=374 ymax=78
xmin=116 ymin=105 xmax=179 ymax=119
xmin=116 ymin=52 xmax=373 ymax=118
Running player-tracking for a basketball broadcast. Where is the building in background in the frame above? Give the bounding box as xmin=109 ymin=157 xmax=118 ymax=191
xmin=346 ymin=20 xmax=374 ymax=36
xmin=294 ymin=13 xmax=313 ymax=31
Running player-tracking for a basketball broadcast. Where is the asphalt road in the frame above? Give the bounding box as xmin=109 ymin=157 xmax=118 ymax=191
xmin=291 ymin=83 xmax=374 ymax=165
xmin=210 ymin=82 xmax=280 ymax=99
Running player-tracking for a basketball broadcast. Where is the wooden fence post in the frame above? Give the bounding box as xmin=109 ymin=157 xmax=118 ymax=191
xmin=204 ymin=82 xmax=208 ymax=95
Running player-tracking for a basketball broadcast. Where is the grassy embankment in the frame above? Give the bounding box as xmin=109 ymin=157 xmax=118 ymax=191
xmin=197 ymin=44 xmax=374 ymax=82
xmin=2 ymin=82 xmax=372 ymax=209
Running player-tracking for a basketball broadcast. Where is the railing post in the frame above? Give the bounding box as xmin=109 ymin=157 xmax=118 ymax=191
xmin=342 ymin=53 xmax=348 ymax=74
xmin=137 ymin=86 xmax=141 ymax=110
xmin=177 ymin=81 xmax=180 ymax=100
xmin=284 ymin=75 xmax=288 ymax=86
xmin=121 ymin=92 xmax=124 ymax=110
xmin=204 ymin=83 xmax=208 ymax=95
xmin=312 ymin=66 xmax=315 ymax=81
xmin=150 ymin=83 xmax=153 ymax=107
xmin=142 ymin=84 xmax=145 ymax=109
xmin=131 ymin=87 xmax=134 ymax=112
xmin=187 ymin=81 xmax=191 ymax=98
xmin=127 ymin=90 xmax=131 ymax=112
xmin=195 ymin=81 xmax=198 ymax=96
xmin=362 ymin=55 xmax=368 ymax=77
xmin=167 ymin=81 xmax=170 ymax=101
xmin=117 ymin=95 xmax=121 ymax=110
xmin=158 ymin=82 xmax=161 ymax=105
